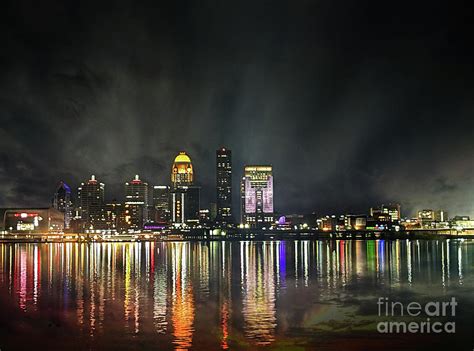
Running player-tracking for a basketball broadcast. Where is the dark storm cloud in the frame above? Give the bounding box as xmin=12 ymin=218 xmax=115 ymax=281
xmin=1 ymin=0 xmax=474 ymax=216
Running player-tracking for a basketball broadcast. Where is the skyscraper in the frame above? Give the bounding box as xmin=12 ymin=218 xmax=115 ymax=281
xmin=124 ymin=175 xmax=149 ymax=229
xmin=52 ymin=181 xmax=73 ymax=229
xmin=171 ymin=152 xmax=193 ymax=188
xmin=216 ymin=147 xmax=232 ymax=223
xmin=169 ymin=152 xmax=200 ymax=225
xmin=77 ymin=175 xmax=105 ymax=230
xmin=170 ymin=186 xmax=201 ymax=225
xmin=240 ymin=165 xmax=274 ymax=228
xmin=184 ymin=186 xmax=200 ymax=224
xmin=153 ymin=185 xmax=170 ymax=223
xmin=105 ymin=200 xmax=124 ymax=231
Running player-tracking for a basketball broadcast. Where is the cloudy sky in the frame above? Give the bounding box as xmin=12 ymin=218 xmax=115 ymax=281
xmin=1 ymin=0 xmax=474 ymax=217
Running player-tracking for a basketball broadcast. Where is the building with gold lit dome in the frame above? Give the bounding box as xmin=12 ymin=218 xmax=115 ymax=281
xmin=171 ymin=152 xmax=194 ymax=188
xmin=170 ymin=152 xmax=200 ymax=225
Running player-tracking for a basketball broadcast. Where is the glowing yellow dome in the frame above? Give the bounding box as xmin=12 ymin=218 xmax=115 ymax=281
xmin=171 ymin=152 xmax=193 ymax=186
xmin=174 ymin=152 xmax=192 ymax=163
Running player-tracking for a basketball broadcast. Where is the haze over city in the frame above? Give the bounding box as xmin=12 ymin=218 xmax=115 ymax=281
xmin=1 ymin=1 xmax=474 ymax=217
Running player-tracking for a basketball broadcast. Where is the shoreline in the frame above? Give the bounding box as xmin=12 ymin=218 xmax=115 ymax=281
xmin=0 ymin=229 xmax=472 ymax=243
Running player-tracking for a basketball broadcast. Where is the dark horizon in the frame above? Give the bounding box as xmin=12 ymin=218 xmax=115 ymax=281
xmin=1 ymin=1 xmax=474 ymax=217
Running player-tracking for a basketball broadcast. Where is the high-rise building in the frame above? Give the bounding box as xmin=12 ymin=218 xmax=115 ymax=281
xmin=153 ymin=185 xmax=170 ymax=223
xmin=105 ymin=200 xmax=124 ymax=231
xmin=170 ymin=188 xmax=186 ymax=224
xmin=170 ymin=186 xmax=200 ymax=225
xmin=125 ymin=175 xmax=149 ymax=229
xmin=77 ymin=175 xmax=105 ymax=230
xmin=52 ymin=181 xmax=73 ymax=229
xmin=184 ymin=186 xmax=200 ymax=224
xmin=216 ymin=147 xmax=232 ymax=223
xmin=240 ymin=165 xmax=274 ymax=228
xmin=169 ymin=152 xmax=200 ymax=225
xmin=171 ymin=152 xmax=193 ymax=188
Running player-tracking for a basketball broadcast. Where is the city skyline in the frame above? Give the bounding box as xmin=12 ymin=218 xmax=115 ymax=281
xmin=4 ymin=144 xmax=474 ymax=218
xmin=12 ymin=148 xmax=467 ymax=222
xmin=1 ymin=147 xmax=470 ymax=220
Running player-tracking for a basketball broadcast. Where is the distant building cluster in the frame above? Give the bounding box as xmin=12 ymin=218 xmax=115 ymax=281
xmin=0 ymin=147 xmax=276 ymax=234
xmin=1 ymin=146 xmax=473 ymax=236
xmin=66 ymin=150 xmax=216 ymax=233
xmin=312 ymin=205 xmax=474 ymax=233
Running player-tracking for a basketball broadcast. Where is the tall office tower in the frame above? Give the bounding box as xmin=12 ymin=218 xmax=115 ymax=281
xmin=216 ymin=147 xmax=232 ymax=223
xmin=153 ymin=185 xmax=170 ymax=223
xmin=77 ymin=175 xmax=105 ymax=230
xmin=240 ymin=165 xmax=274 ymax=228
xmin=170 ymin=188 xmax=185 ymax=224
xmin=171 ymin=151 xmax=193 ymax=188
xmin=170 ymin=186 xmax=200 ymax=225
xmin=124 ymin=175 xmax=149 ymax=229
xmin=52 ymin=181 xmax=73 ymax=229
xmin=169 ymin=152 xmax=200 ymax=225
xmin=184 ymin=186 xmax=200 ymax=224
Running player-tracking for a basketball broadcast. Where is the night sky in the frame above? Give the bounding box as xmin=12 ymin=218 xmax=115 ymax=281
xmin=1 ymin=0 xmax=474 ymax=217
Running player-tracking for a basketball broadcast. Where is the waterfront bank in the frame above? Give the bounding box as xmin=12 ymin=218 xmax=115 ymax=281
xmin=1 ymin=228 xmax=473 ymax=243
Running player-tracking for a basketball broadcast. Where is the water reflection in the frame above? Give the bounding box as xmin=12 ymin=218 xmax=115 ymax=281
xmin=0 ymin=239 xmax=473 ymax=349
xmin=240 ymin=241 xmax=277 ymax=345
xmin=171 ymin=243 xmax=195 ymax=350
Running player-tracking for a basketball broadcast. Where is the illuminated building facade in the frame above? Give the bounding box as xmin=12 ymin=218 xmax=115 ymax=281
xmin=171 ymin=152 xmax=193 ymax=188
xmin=105 ymin=201 xmax=124 ymax=231
xmin=434 ymin=210 xmax=449 ymax=222
xmin=370 ymin=203 xmax=401 ymax=222
xmin=416 ymin=209 xmax=449 ymax=228
xmin=318 ymin=215 xmax=338 ymax=231
xmin=216 ymin=147 xmax=232 ymax=223
xmin=240 ymin=165 xmax=274 ymax=228
xmin=417 ymin=209 xmax=435 ymax=227
xmin=171 ymin=189 xmax=185 ymax=224
xmin=125 ymin=175 xmax=149 ymax=229
xmin=52 ymin=181 xmax=73 ymax=229
xmin=382 ymin=203 xmax=401 ymax=222
xmin=170 ymin=152 xmax=200 ymax=225
xmin=153 ymin=185 xmax=170 ymax=223
xmin=170 ymin=186 xmax=200 ymax=225
xmin=1 ymin=208 xmax=64 ymax=233
xmin=184 ymin=186 xmax=200 ymax=224
xmin=346 ymin=215 xmax=367 ymax=230
xmin=78 ymin=175 xmax=106 ymax=230
xmin=451 ymin=215 xmax=474 ymax=228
